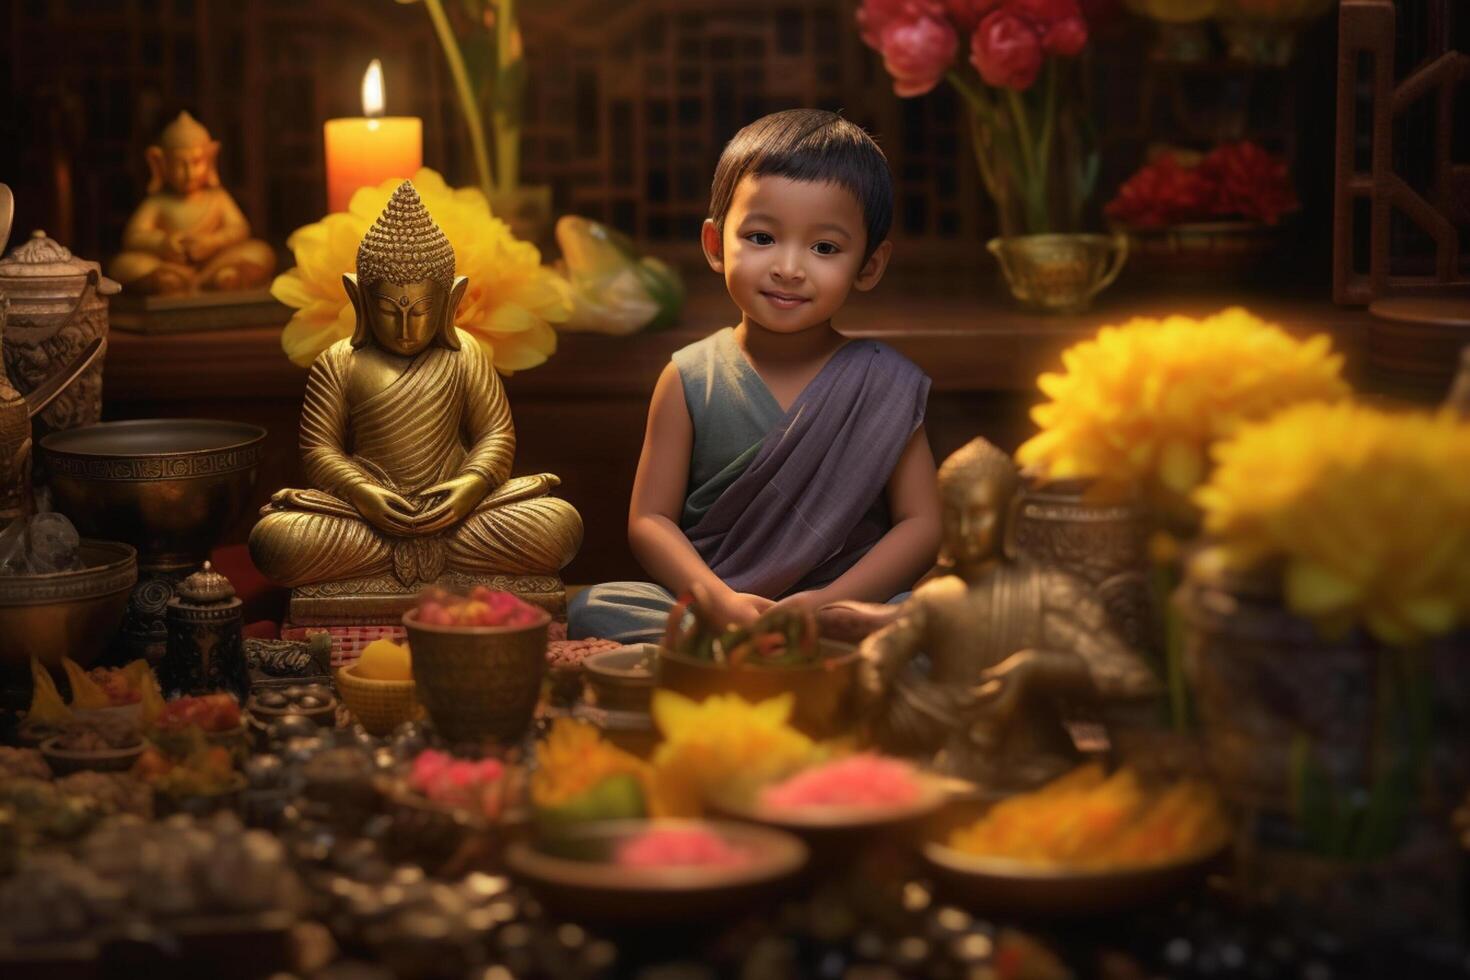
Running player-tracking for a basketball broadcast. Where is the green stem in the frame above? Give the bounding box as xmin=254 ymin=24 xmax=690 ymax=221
xmin=1036 ymin=61 xmax=1059 ymax=210
xmin=494 ymin=0 xmax=519 ymax=193
xmin=1003 ymin=87 xmax=1048 ymax=233
xmin=423 ymin=0 xmax=495 ymax=197
xmin=949 ymin=69 xmax=1028 ymax=237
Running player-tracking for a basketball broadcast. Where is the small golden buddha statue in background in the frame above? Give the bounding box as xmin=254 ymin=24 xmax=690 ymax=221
xmin=109 ymin=111 xmax=275 ymax=295
xmin=857 ymin=438 xmax=1159 ymax=791
xmin=249 ymin=181 xmax=582 ymax=623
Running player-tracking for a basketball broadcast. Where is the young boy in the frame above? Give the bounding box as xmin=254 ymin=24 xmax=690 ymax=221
xmin=569 ymin=109 xmax=940 ymax=642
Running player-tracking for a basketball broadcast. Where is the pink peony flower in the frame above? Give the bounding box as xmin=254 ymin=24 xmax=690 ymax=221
xmin=879 ymin=16 xmax=960 ymax=97
xmin=856 ymin=0 xmax=946 ymax=47
xmin=970 ymin=9 xmax=1044 ymax=91
xmin=1010 ymin=0 xmax=1081 ymax=27
xmin=759 ymin=754 xmax=922 ymax=810
xmin=614 ymin=827 xmax=751 ymax=869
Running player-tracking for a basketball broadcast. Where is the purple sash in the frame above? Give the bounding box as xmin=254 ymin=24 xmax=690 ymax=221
xmin=686 ymin=340 xmax=930 ymax=598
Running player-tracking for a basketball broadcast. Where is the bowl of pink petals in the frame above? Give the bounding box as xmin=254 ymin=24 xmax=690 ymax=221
xmin=505 ymin=819 xmax=806 ymax=925
xmin=711 ymin=754 xmax=950 ymax=843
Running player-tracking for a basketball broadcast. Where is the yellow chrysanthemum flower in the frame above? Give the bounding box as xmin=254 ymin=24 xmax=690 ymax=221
xmin=1195 ymin=403 xmax=1470 ymax=646
xmin=1016 ymin=308 xmax=1349 ymax=517
xmin=531 ymin=719 xmax=671 ymax=816
xmin=271 ymin=167 xmax=571 ymax=373
xmin=651 ymin=691 xmax=819 ymax=815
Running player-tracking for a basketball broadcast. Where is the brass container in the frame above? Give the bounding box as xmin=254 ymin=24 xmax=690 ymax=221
xmin=987 ymin=233 xmax=1128 ymax=314
xmin=0 ymin=539 xmax=137 ymax=671
xmin=337 ymin=664 xmax=421 ymax=736
xmin=1011 ymin=478 xmax=1153 ymax=652
xmin=0 ymin=230 xmax=119 ymax=432
xmin=40 ymin=419 xmax=266 ymax=571
xmin=655 ymin=641 xmax=858 ymax=739
xmin=403 ymin=607 xmax=550 ymax=744
xmin=161 ymin=562 xmax=250 ymax=702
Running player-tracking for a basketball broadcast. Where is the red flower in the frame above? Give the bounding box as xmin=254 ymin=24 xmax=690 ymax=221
xmin=857 ymin=0 xmax=946 ymax=47
xmin=878 ymin=16 xmax=960 ymax=97
xmin=1104 ymin=153 xmax=1216 ymax=227
xmin=1199 ymin=141 xmax=1299 ymax=225
xmin=942 ymin=0 xmax=1004 ymax=31
xmin=970 ymin=9 xmax=1044 ymax=91
xmin=1010 ymin=0 xmax=1081 ymax=26
xmin=1041 ymin=16 xmax=1088 ymax=54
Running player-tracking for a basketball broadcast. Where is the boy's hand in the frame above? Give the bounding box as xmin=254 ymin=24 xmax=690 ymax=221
xmin=709 ymin=587 xmax=772 ymax=628
xmin=767 ymin=590 xmax=829 ymax=618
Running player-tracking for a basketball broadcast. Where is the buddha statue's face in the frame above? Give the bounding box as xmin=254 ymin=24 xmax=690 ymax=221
xmin=362 ymin=279 xmax=448 ymax=356
xmin=942 ymin=477 xmax=1007 ymax=567
xmin=162 ymin=144 xmax=214 ymax=193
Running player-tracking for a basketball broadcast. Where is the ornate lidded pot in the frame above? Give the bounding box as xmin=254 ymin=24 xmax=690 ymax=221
xmin=160 ymin=561 xmax=250 ymax=702
xmin=0 ymin=229 xmax=119 ymax=434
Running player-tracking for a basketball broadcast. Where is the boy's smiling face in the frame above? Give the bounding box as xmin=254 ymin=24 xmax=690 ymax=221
xmin=703 ymin=174 xmax=891 ymax=333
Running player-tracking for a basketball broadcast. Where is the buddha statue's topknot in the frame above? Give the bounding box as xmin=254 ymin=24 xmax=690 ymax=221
xmin=356 ymin=181 xmax=456 ymax=290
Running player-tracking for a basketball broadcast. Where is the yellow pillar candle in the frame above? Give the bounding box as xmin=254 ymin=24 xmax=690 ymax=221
xmin=324 ymin=60 xmax=423 ymax=214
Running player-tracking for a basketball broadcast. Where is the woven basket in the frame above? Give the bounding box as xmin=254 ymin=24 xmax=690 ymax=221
xmin=403 ymin=608 xmax=549 ymax=744
xmin=336 ymin=664 xmax=422 ymax=736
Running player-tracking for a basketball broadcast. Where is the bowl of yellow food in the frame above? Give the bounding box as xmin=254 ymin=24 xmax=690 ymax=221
xmin=921 ymin=763 xmax=1231 ymax=917
xmin=337 ymin=638 xmax=421 ymax=736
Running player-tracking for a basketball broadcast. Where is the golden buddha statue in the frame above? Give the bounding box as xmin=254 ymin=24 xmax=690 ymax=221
xmin=249 ymin=181 xmax=582 ymax=624
xmin=856 ymin=438 xmax=1158 ymax=791
xmin=109 ymin=111 xmax=276 ymax=295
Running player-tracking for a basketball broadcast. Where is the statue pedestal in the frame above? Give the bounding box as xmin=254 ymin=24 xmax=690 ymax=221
xmin=287 ymin=571 xmax=567 ymax=626
xmin=111 ymin=288 xmax=289 ymax=335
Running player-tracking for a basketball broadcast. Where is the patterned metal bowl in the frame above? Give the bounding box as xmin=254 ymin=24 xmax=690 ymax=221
xmin=40 ymin=418 xmax=266 ymax=572
xmin=0 ymin=538 xmax=136 ymax=670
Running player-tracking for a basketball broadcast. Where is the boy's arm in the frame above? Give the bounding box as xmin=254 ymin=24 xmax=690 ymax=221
xmin=628 ymin=363 xmax=770 ymax=625
xmin=777 ymin=425 xmax=942 ymax=609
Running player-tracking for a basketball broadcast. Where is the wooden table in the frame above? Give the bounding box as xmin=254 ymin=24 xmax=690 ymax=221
xmin=102 ymin=276 xmax=1373 ymax=584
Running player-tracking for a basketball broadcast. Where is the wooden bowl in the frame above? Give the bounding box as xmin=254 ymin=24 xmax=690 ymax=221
xmin=506 ymin=819 xmax=807 ymax=926
xmin=583 ymin=645 xmax=655 ymax=713
xmin=655 ymin=640 xmax=858 ymax=738
xmin=40 ymin=734 xmax=146 ymax=775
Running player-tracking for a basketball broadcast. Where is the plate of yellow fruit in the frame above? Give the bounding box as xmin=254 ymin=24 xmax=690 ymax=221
xmin=922 ymin=764 xmax=1231 ymax=917
xmin=338 ymin=638 xmax=422 ymax=735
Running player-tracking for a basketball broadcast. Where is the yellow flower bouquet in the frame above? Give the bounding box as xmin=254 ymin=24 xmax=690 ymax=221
xmin=271 ymin=167 xmax=570 ymax=373
xmin=1017 ymin=307 xmax=1349 ymax=521
xmin=1195 ymin=402 xmax=1470 ymax=646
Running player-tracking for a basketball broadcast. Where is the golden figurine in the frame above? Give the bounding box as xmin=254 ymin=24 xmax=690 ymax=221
xmin=856 ymin=438 xmax=1159 ymax=791
xmin=249 ymin=181 xmax=582 ymax=624
xmin=109 ymin=112 xmax=276 ymax=295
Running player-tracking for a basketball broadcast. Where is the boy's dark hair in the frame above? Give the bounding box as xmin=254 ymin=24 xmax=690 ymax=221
xmin=708 ymin=109 xmax=893 ymax=261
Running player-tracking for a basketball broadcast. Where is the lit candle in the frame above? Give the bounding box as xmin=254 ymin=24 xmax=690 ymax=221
xmin=323 ymin=60 xmax=423 ymax=214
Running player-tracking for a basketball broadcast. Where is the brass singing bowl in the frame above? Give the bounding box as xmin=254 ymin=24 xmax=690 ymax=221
xmin=656 ymin=640 xmax=858 ymax=739
xmin=40 ymin=419 xmax=267 ymax=571
xmin=0 ymin=539 xmax=137 ymax=671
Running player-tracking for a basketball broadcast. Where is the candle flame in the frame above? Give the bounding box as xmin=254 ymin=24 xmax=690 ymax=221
xmin=362 ymin=59 xmax=385 ymax=118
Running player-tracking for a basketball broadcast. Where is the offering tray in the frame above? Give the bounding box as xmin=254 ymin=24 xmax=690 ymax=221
xmin=506 ymin=819 xmax=807 ymax=926
xmin=40 ymin=734 xmax=145 ymax=775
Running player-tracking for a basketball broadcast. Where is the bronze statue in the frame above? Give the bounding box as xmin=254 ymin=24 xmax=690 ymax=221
xmin=856 ymin=438 xmax=1159 ymax=791
xmin=249 ymin=181 xmax=582 ymax=623
xmin=109 ymin=112 xmax=275 ymax=295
